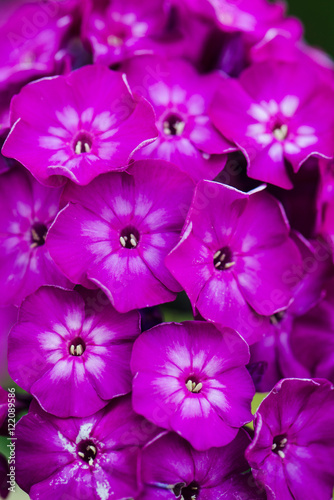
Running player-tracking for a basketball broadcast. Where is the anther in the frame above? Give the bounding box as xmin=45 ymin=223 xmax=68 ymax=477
xmin=107 ymin=35 xmax=124 ymax=47
xmin=163 ymin=114 xmax=185 ymax=136
xmin=213 ymin=247 xmax=235 ymax=271
xmin=186 ymin=380 xmax=203 ymax=393
xmin=120 ymin=226 xmax=140 ymax=249
xmin=273 ymin=124 xmax=288 ymax=142
xmin=69 ymin=338 xmax=86 ymax=357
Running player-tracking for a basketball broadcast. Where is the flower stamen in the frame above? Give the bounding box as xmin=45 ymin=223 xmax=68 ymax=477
xmin=77 ymin=440 xmax=97 ymax=466
xmin=273 ymin=124 xmax=288 ymax=142
xmin=69 ymin=337 xmax=86 ymax=357
xmin=186 ymin=379 xmax=203 ymax=393
xmin=272 ymin=434 xmax=288 ymax=459
xmin=120 ymin=226 xmax=140 ymax=249
xmin=213 ymin=247 xmax=235 ymax=270
xmin=30 ymin=223 xmax=48 ymax=248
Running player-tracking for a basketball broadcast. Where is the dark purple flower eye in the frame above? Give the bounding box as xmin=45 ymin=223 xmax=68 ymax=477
xmin=120 ymin=226 xmax=140 ymax=249
xmin=69 ymin=337 xmax=86 ymax=357
xmin=173 ymin=481 xmax=200 ymax=499
xmin=163 ymin=112 xmax=185 ymax=136
xmin=271 ymin=434 xmax=288 ymax=458
xmin=73 ymin=131 xmax=93 ymax=155
xmin=31 ymin=222 xmax=47 ymax=248
xmin=213 ymin=246 xmax=235 ymax=270
xmin=77 ymin=440 xmax=98 ymax=466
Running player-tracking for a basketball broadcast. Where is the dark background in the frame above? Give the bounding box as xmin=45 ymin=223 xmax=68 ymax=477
xmin=287 ymin=0 xmax=333 ymax=57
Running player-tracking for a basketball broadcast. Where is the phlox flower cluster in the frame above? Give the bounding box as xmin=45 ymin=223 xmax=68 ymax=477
xmin=0 ymin=0 xmax=334 ymax=499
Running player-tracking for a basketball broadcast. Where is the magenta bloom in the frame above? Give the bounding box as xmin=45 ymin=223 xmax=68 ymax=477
xmin=210 ymin=60 xmax=334 ymax=188
xmin=0 ymin=167 xmax=71 ymax=306
xmin=131 ymin=321 xmax=254 ymax=451
xmin=8 ymin=286 xmax=140 ymax=417
xmin=124 ymin=55 xmax=235 ymax=182
xmin=83 ymin=0 xmax=171 ymax=66
xmin=249 ymin=233 xmax=333 ymax=391
xmin=138 ymin=430 xmax=265 ymax=500
xmin=290 ymin=278 xmax=334 ymax=384
xmin=2 ymin=65 xmax=157 ymax=186
xmin=182 ymin=0 xmax=285 ymax=40
xmin=15 ymin=396 xmax=159 ymax=500
xmin=0 ymin=2 xmax=73 ymax=90
xmin=246 ymin=378 xmax=334 ymax=500
xmin=166 ymin=181 xmax=301 ymax=344
xmin=47 ymin=160 xmax=194 ymax=312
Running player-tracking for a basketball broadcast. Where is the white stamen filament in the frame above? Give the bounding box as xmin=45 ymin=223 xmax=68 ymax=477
xmin=186 ymin=380 xmax=203 ymax=393
xmin=163 ymin=119 xmax=185 ymax=136
xmin=70 ymin=343 xmax=84 ymax=356
xmin=108 ymin=35 xmax=123 ymax=47
xmin=75 ymin=140 xmax=91 ymax=154
xmin=75 ymin=140 xmax=83 ymax=155
xmin=273 ymin=124 xmax=288 ymax=142
xmin=76 ymin=344 xmax=83 ymax=356
xmin=214 ymin=250 xmax=235 ymax=270
xmin=224 ymin=262 xmax=235 ymax=269
xmin=130 ymin=234 xmax=138 ymax=247
xmin=163 ymin=121 xmax=171 ymax=135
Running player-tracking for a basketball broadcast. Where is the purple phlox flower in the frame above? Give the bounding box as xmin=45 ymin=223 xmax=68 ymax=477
xmin=131 ymin=321 xmax=254 ymax=451
xmin=246 ymin=378 xmax=334 ymax=500
xmin=266 ymin=156 xmax=320 ymax=240
xmin=15 ymin=396 xmax=160 ymax=500
xmin=180 ymin=0 xmax=285 ymax=41
xmin=123 ymin=55 xmax=236 ymax=182
xmin=8 ymin=286 xmax=140 ymax=417
xmin=0 ymin=167 xmax=72 ymax=306
xmin=251 ymin=29 xmax=334 ymax=88
xmin=47 ymin=159 xmax=195 ymax=312
xmin=249 ymin=232 xmax=334 ymax=391
xmin=250 ymin=16 xmax=303 ymax=65
xmin=0 ymin=306 xmax=17 ymax=383
xmin=210 ymin=60 xmax=334 ymax=189
xmin=83 ymin=0 xmax=214 ymax=68
xmin=290 ymin=277 xmax=334 ymax=384
xmin=165 ymin=181 xmax=302 ymax=345
xmin=0 ymin=1 xmax=75 ymax=91
xmin=137 ymin=429 xmax=266 ymax=500
xmin=2 ymin=64 xmax=158 ymax=186
xmin=83 ymin=0 xmax=172 ymax=66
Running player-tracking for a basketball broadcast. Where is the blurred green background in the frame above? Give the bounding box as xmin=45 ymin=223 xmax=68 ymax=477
xmin=287 ymin=0 xmax=333 ymax=57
